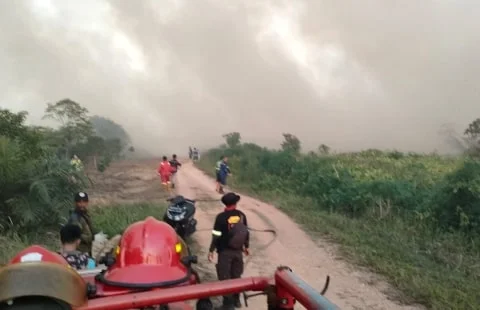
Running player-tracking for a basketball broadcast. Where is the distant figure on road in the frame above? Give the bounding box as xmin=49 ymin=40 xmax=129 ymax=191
xmin=169 ymin=154 xmax=182 ymax=189
xmin=192 ymin=147 xmax=199 ymax=161
xmin=157 ymin=156 xmax=173 ymax=194
xmin=217 ymin=156 xmax=231 ymax=194
xmin=189 ymin=146 xmax=193 ymax=160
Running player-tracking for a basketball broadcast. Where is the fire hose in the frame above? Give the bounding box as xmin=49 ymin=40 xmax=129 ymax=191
xmin=193 ymin=226 xmax=277 ymax=269
xmin=191 ymin=226 xmax=330 ymax=305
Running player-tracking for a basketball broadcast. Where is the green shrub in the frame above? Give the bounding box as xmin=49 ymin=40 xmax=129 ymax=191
xmin=433 ymin=160 xmax=480 ymax=234
xmin=0 ymin=136 xmax=87 ymax=234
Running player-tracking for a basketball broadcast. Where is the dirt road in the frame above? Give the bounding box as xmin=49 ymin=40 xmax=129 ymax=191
xmin=91 ymin=159 xmax=424 ymax=309
xmin=176 ymin=161 xmax=424 ymax=310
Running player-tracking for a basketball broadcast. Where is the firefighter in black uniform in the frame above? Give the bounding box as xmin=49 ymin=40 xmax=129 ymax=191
xmin=208 ymin=192 xmax=250 ymax=309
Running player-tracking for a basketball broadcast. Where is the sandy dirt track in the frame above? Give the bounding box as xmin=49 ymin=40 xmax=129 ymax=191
xmin=91 ymin=159 xmax=424 ymax=310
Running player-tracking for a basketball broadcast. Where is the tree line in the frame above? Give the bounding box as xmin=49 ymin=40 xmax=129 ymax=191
xmin=0 ymin=98 xmax=133 ymax=235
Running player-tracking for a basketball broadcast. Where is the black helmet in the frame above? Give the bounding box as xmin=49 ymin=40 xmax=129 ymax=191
xmin=221 ymin=192 xmax=240 ymax=206
xmin=74 ymin=192 xmax=89 ymax=202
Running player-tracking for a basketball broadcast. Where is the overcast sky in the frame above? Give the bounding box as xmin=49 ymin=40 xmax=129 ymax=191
xmin=1 ymin=0 xmax=479 ymax=154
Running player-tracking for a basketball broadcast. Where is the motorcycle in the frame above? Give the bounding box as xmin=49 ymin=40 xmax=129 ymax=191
xmin=163 ymin=195 xmax=197 ymax=239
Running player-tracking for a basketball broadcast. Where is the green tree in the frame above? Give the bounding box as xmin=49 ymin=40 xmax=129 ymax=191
xmin=464 ymin=118 xmax=480 ymax=139
xmin=42 ymin=99 xmax=93 ymax=159
xmin=464 ymin=118 xmax=480 ymax=155
xmin=318 ymin=144 xmax=330 ymax=155
xmin=0 ymin=109 xmax=29 ymax=139
xmin=222 ymin=132 xmax=242 ymax=148
xmin=281 ymin=133 xmax=301 ymax=153
xmin=0 ymin=109 xmax=44 ymax=156
xmin=0 ymin=108 xmax=87 ymax=234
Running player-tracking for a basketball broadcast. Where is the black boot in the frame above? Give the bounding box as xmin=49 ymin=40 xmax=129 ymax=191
xmin=233 ymin=294 xmax=242 ymax=308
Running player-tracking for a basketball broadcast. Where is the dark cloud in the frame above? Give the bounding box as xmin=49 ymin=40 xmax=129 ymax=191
xmin=1 ymin=0 xmax=478 ymax=154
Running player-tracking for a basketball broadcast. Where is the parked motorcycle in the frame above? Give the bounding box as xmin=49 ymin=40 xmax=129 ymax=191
xmin=163 ymin=195 xmax=197 ymax=239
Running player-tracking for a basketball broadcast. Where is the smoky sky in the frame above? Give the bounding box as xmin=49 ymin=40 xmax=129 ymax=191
xmin=1 ymin=0 xmax=479 ymax=154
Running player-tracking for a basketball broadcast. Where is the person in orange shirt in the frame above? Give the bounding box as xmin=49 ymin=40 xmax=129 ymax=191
xmin=157 ymin=156 xmax=173 ymax=193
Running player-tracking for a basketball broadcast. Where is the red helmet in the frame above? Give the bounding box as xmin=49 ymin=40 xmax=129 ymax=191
xmin=101 ymin=216 xmax=189 ymax=286
xmin=9 ymin=245 xmax=69 ymax=266
xmin=0 ymin=246 xmax=87 ymax=307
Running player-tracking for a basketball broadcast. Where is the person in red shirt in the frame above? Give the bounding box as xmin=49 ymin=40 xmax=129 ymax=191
xmin=157 ymin=156 xmax=173 ymax=193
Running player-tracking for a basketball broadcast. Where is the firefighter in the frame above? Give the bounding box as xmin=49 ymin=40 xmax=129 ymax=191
xmin=208 ymin=192 xmax=250 ymax=309
xmin=157 ymin=156 xmax=173 ymax=194
xmin=68 ymin=192 xmax=94 ymax=256
xmin=70 ymin=155 xmax=83 ymax=172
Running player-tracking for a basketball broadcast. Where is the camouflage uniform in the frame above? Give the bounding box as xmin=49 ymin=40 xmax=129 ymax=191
xmin=60 ymin=250 xmax=89 ymax=270
xmin=68 ymin=211 xmax=94 ymax=255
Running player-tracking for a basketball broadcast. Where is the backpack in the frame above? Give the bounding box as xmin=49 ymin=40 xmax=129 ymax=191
xmin=227 ymin=215 xmax=249 ymax=250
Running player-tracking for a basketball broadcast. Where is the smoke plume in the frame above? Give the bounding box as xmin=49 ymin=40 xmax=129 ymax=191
xmin=1 ymin=0 xmax=479 ymax=154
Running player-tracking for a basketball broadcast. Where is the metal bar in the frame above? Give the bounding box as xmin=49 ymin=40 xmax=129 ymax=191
xmin=275 ymin=270 xmax=339 ymax=310
xmin=75 ymin=276 xmax=270 ymax=310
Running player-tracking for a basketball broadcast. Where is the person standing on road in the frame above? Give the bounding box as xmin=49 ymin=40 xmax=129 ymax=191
xmin=217 ymin=156 xmax=231 ymax=194
xmin=189 ymin=146 xmax=193 ymax=160
xmin=215 ymin=155 xmax=224 ymax=193
xmin=192 ymin=147 xmax=199 ymax=161
xmin=208 ymin=192 xmax=250 ymax=309
xmin=157 ymin=156 xmax=173 ymax=194
xmin=169 ymin=154 xmax=182 ymax=189
xmin=68 ymin=192 xmax=94 ymax=256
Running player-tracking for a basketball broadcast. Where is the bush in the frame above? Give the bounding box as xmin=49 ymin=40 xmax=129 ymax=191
xmin=433 ymin=160 xmax=480 ymax=234
xmin=0 ymin=136 xmax=87 ymax=234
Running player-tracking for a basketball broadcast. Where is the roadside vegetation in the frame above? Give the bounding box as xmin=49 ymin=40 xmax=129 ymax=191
xmin=197 ymin=126 xmax=480 ymax=310
xmin=0 ymin=99 xmax=143 ymax=264
xmin=0 ymin=203 xmax=166 ymax=265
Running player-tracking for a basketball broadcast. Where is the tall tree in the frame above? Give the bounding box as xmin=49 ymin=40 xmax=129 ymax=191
xmin=42 ymin=99 xmax=93 ymax=159
xmin=222 ymin=132 xmax=241 ymax=148
xmin=318 ymin=144 xmax=330 ymax=155
xmin=464 ymin=118 xmax=480 ymax=155
xmin=281 ymin=133 xmax=301 ymax=154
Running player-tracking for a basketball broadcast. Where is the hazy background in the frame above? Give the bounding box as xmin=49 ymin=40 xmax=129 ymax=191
xmin=1 ymin=0 xmax=479 ymax=154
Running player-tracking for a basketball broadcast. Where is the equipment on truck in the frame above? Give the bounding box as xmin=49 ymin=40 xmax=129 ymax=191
xmin=163 ymin=196 xmax=198 ymax=240
xmin=0 ymin=217 xmax=337 ymax=310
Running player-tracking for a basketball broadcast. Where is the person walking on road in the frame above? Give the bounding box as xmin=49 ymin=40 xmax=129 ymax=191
xmin=169 ymin=154 xmax=182 ymax=189
xmin=157 ymin=156 xmax=173 ymax=194
xmin=208 ymin=192 xmax=249 ymax=309
xmin=68 ymin=192 xmax=94 ymax=256
xmin=217 ymin=156 xmax=231 ymax=194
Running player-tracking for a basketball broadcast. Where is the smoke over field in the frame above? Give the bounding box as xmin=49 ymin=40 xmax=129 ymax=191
xmin=1 ymin=0 xmax=479 ymax=153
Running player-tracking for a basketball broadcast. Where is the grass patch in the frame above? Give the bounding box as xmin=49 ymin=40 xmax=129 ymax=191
xmin=92 ymin=202 xmax=166 ymax=237
xmin=0 ymin=202 xmax=167 ymax=265
xmin=269 ymin=194 xmax=480 ymax=310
